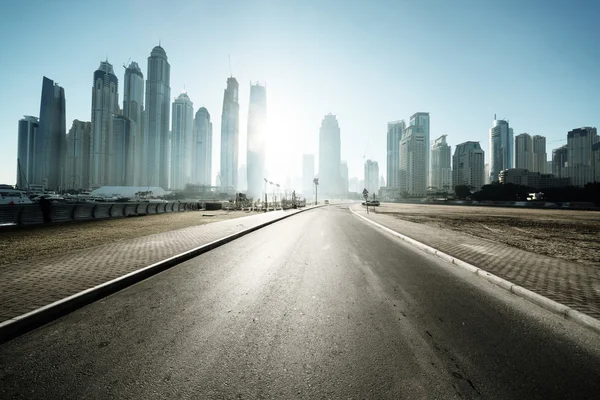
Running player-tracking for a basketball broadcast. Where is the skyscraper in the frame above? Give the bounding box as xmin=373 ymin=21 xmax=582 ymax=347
xmin=364 ymin=159 xmax=379 ymax=195
xmin=246 ymin=82 xmax=267 ymax=198
xmin=123 ymin=61 xmax=144 ymax=186
xmin=453 ymin=141 xmax=485 ymax=191
xmin=431 ymin=135 xmax=452 ymax=190
xmin=386 ymin=120 xmax=405 ymax=188
xmin=90 ymin=61 xmax=119 ymax=189
xmin=170 ymin=92 xmax=194 ymax=190
xmin=112 ymin=115 xmax=134 ymax=186
xmin=340 ymin=161 xmax=349 ymax=194
xmin=145 ymin=45 xmax=171 ymax=189
xmin=318 ymin=113 xmax=341 ymax=195
xmin=489 ymin=117 xmax=513 ymax=182
xmin=399 ymin=124 xmax=427 ymax=196
xmin=220 ymin=77 xmax=240 ymax=189
xmin=552 ymin=145 xmax=568 ymax=179
xmin=16 ymin=116 xmax=39 ymax=189
xmin=566 ymin=127 xmax=598 ymax=186
xmin=515 ymin=133 xmax=533 ymax=171
xmin=409 ymin=113 xmax=430 ymax=186
xmin=532 ymin=135 xmax=547 ymax=173
xmin=193 ymin=107 xmax=212 ymax=186
xmin=302 ymin=154 xmax=315 ymax=196
xmin=64 ymin=120 xmax=91 ymax=190
xmin=36 ymin=76 xmax=66 ymax=191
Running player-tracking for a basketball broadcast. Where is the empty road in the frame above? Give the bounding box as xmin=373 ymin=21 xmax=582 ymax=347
xmin=1 ymin=204 xmax=599 ymax=399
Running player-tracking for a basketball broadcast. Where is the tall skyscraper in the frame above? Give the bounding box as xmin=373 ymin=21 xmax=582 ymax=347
xmin=410 ymin=113 xmax=430 ymax=186
xmin=532 ymin=135 xmax=547 ymax=173
xmin=16 ymin=116 xmax=39 ymax=189
xmin=193 ymin=107 xmax=212 ymax=186
xmin=453 ymin=141 xmax=485 ymax=191
xmin=566 ymin=127 xmax=598 ymax=186
xmin=431 ymin=135 xmax=452 ymax=190
xmin=340 ymin=161 xmax=349 ymax=194
xmin=489 ymin=117 xmax=513 ymax=182
xmin=386 ymin=120 xmax=405 ymax=188
xmin=170 ymin=92 xmax=194 ymax=190
xmin=364 ymin=159 xmax=379 ymax=195
xmin=90 ymin=61 xmax=119 ymax=189
xmin=318 ymin=113 xmax=341 ymax=195
xmin=112 ymin=115 xmax=134 ymax=186
xmin=302 ymin=154 xmax=315 ymax=196
xmin=220 ymin=77 xmax=240 ymax=189
xmin=36 ymin=76 xmax=66 ymax=191
xmin=64 ymin=120 xmax=91 ymax=190
xmin=145 ymin=45 xmax=171 ymax=189
xmin=123 ymin=61 xmax=144 ymax=186
xmin=399 ymin=124 xmax=427 ymax=196
xmin=515 ymin=133 xmax=533 ymax=171
xmin=246 ymin=82 xmax=267 ymax=198
xmin=552 ymin=145 xmax=568 ymax=179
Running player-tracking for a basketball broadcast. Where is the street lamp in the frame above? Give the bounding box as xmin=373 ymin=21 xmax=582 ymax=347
xmin=313 ymin=178 xmax=319 ymax=205
xmin=276 ymin=184 xmax=280 ymax=209
xmin=263 ymin=178 xmax=268 ymax=211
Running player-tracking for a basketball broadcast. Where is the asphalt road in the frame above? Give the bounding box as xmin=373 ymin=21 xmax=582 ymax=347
xmin=1 ymin=205 xmax=600 ymax=399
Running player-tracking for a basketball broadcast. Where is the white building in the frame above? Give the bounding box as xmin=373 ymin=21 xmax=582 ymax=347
xmin=489 ymin=116 xmax=513 ymax=182
xmin=399 ymin=124 xmax=427 ymax=197
xmin=220 ymin=77 xmax=240 ymax=190
xmin=170 ymin=92 xmax=194 ymax=190
xmin=123 ymin=61 xmax=144 ymax=186
xmin=192 ymin=107 xmax=212 ymax=186
xmin=364 ymin=159 xmax=379 ymax=196
xmin=386 ymin=120 xmax=405 ymax=189
xmin=431 ymin=134 xmax=452 ymax=190
xmin=453 ymin=141 xmax=485 ymax=191
xmin=515 ymin=133 xmax=533 ymax=171
xmin=246 ymin=82 xmax=267 ymax=198
xmin=111 ymin=115 xmax=134 ymax=186
xmin=319 ymin=114 xmax=342 ymax=195
xmin=532 ymin=135 xmax=547 ymax=173
xmin=410 ymin=113 xmax=430 ymax=187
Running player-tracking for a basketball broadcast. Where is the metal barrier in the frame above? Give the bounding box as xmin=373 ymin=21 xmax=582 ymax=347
xmin=0 ymin=201 xmax=197 ymax=227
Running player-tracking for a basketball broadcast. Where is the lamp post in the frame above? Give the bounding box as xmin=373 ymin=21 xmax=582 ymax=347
xmin=313 ymin=178 xmax=319 ymax=205
xmin=276 ymin=184 xmax=280 ymax=209
xmin=263 ymin=178 xmax=268 ymax=211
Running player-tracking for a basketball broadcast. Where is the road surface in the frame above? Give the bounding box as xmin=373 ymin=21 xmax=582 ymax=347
xmin=1 ymin=204 xmax=599 ymax=399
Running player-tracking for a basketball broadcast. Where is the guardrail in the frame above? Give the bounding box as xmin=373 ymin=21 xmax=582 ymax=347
xmin=0 ymin=201 xmax=200 ymax=227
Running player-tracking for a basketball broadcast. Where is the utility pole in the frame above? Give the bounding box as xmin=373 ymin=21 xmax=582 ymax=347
xmin=263 ymin=178 xmax=268 ymax=212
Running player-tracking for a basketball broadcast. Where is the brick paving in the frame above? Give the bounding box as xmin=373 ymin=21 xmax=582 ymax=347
xmin=352 ymin=205 xmax=600 ymax=320
xmin=0 ymin=209 xmax=305 ymax=323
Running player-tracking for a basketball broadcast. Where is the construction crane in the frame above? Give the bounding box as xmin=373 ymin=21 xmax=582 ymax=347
xmin=123 ymin=57 xmax=131 ymax=69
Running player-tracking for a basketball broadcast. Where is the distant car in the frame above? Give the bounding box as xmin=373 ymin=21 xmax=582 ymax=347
xmin=371 ymin=200 xmax=380 ymax=206
xmin=324 ymin=200 xmax=329 ymax=205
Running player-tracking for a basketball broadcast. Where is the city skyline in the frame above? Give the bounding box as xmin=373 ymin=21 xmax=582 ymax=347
xmin=1 ymin=0 xmax=599 ymax=187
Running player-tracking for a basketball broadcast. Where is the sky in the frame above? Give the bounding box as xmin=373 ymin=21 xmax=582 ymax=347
xmin=1 ymin=0 xmax=599 ymax=188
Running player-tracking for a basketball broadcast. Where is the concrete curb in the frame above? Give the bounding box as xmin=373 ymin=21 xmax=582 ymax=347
xmin=349 ymin=206 xmax=600 ymax=335
xmin=0 ymin=205 xmax=325 ymax=344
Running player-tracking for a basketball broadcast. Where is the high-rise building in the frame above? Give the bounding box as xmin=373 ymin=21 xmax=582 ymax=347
xmin=386 ymin=120 xmax=405 ymax=188
xmin=364 ymin=159 xmax=379 ymax=195
xmin=64 ymin=120 xmax=91 ymax=190
xmin=238 ymin=164 xmax=247 ymax=192
xmin=112 ymin=115 xmax=134 ymax=186
xmin=90 ymin=61 xmax=119 ymax=189
xmin=16 ymin=116 xmax=39 ymax=189
xmin=36 ymin=77 xmax=66 ymax=191
xmin=489 ymin=117 xmax=513 ymax=182
xmin=453 ymin=141 xmax=485 ymax=191
xmin=409 ymin=113 xmax=430 ymax=186
xmin=170 ymin=92 xmax=194 ymax=190
xmin=220 ymin=77 xmax=240 ymax=189
xmin=302 ymin=154 xmax=315 ymax=196
xmin=515 ymin=133 xmax=533 ymax=171
xmin=340 ymin=161 xmax=349 ymax=194
xmin=192 ymin=107 xmax=212 ymax=186
xmin=246 ymin=82 xmax=267 ymax=198
xmin=431 ymin=135 xmax=452 ymax=190
xmin=123 ymin=61 xmax=144 ymax=186
xmin=319 ymin=113 xmax=342 ymax=195
xmin=552 ymin=145 xmax=568 ymax=179
xmin=399 ymin=124 xmax=427 ymax=197
xmin=532 ymin=135 xmax=547 ymax=173
xmin=145 ymin=45 xmax=171 ymax=189
xmin=566 ymin=127 xmax=598 ymax=186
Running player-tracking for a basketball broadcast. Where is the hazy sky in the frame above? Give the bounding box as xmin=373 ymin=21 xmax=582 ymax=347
xmin=1 ymin=0 xmax=599 ymax=187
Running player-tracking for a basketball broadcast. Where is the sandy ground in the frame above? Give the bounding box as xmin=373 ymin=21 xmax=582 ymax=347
xmin=373 ymin=203 xmax=600 ymax=266
xmin=0 ymin=210 xmax=261 ymax=265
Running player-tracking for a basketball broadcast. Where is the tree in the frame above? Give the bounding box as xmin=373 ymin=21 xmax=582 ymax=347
xmin=454 ymin=185 xmax=471 ymax=199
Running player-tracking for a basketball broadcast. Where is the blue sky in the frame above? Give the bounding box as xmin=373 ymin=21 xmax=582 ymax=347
xmin=1 ymin=0 xmax=598 ymax=186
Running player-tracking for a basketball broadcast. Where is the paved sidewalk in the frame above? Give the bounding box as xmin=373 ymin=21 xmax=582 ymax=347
xmin=352 ymin=205 xmax=600 ymax=319
xmin=0 ymin=209 xmax=306 ymax=323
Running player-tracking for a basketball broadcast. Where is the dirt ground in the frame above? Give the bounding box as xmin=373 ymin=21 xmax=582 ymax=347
xmin=374 ymin=203 xmax=600 ymax=266
xmin=0 ymin=210 xmax=260 ymax=265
